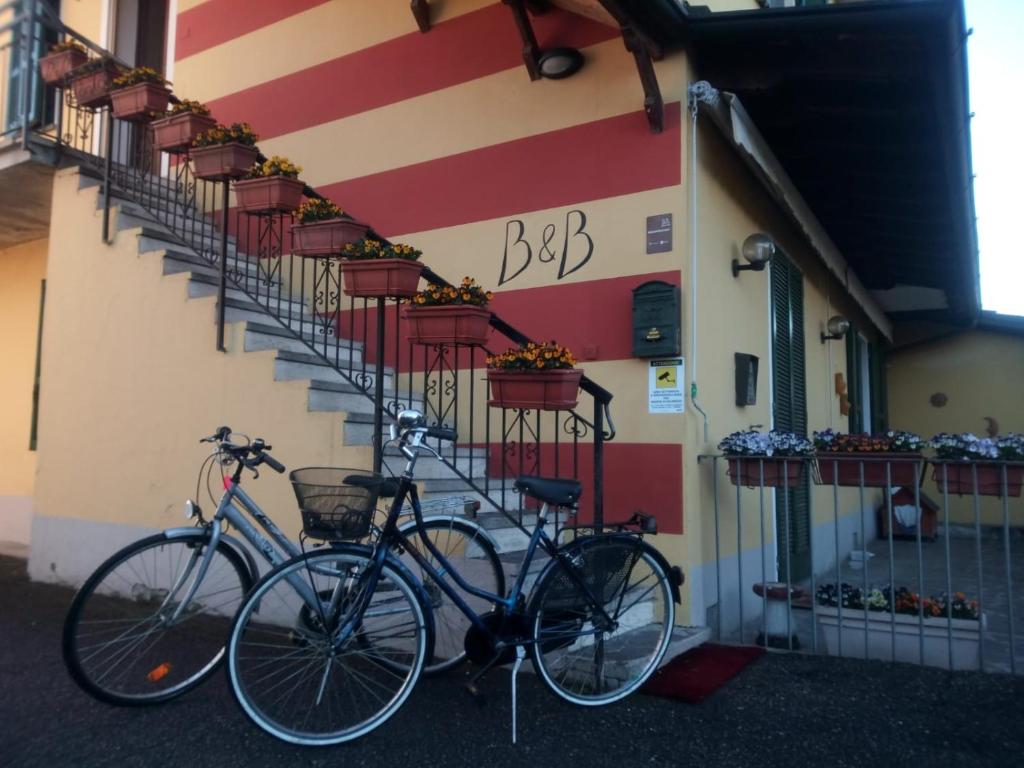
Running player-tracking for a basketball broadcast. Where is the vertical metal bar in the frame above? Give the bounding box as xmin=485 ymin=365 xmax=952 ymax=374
xmin=833 ymin=463 xmax=842 ymax=658
xmin=886 ymin=461 xmax=896 ymax=662
xmin=758 ymin=460 xmax=767 ymax=648
xmin=1002 ymin=464 xmax=1016 ymax=675
xmin=859 ymin=461 xmax=868 ymax=657
xmin=783 ymin=458 xmax=793 ymax=650
xmin=942 ymin=463 xmax=953 ymax=670
xmin=972 ymin=462 xmax=985 ymax=671
xmin=372 ymin=297 xmax=386 ymax=473
xmin=593 ymin=400 xmax=604 ymax=529
xmin=19 ymin=3 xmax=33 ymax=150
xmin=102 ymin=112 xmax=114 ymax=243
xmin=216 ymin=180 xmax=229 ymax=352
xmin=736 ymin=459 xmax=744 ymax=643
xmin=914 ymin=469 xmax=925 ymax=666
xmin=807 ymin=457 xmax=817 ymax=654
xmin=712 ymin=456 xmax=722 ymax=642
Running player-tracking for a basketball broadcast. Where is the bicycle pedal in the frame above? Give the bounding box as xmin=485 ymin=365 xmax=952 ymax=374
xmin=464 ymin=681 xmax=487 ymax=705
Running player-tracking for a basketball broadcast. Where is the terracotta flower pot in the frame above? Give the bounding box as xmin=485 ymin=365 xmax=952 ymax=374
xmin=191 ymin=142 xmax=259 ymax=180
xmin=403 ymin=304 xmax=492 ymax=346
xmin=39 ymin=48 xmax=88 ymax=86
xmin=292 ymin=218 xmax=369 ymax=257
xmin=931 ymin=464 xmax=1023 ymax=498
xmin=233 ymin=175 xmax=305 ymax=213
xmin=814 ymin=453 xmax=922 ymax=488
xmin=70 ymin=62 xmax=120 ymax=109
xmin=727 ymin=457 xmax=806 ymax=488
xmin=150 ymin=112 xmax=217 ymax=153
xmin=110 ymin=81 xmax=170 ymax=121
xmin=342 ymin=258 xmax=423 ymax=299
xmin=487 ymin=368 xmax=583 ymax=411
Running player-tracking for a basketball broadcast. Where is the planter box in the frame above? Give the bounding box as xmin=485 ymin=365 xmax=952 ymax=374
xmin=233 ymin=175 xmax=305 ymax=214
xmin=341 ymin=258 xmax=422 ymax=299
xmin=931 ymin=463 xmax=1024 ymax=498
xmin=403 ymin=304 xmax=492 ymax=346
xmin=191 ymin=142 xmax=259 ymax=180
xmin=150 ymin=112 xmax=217 ymax=153
xmin=70 ymin=62 xmax=121 ymax=109
xmin=816 ymin=605 xmax=982 ymax=671
xmin=292 ymin=218 xmax=369 ymax=257
xmin=39 ymin=48 xmax=88 ymax=86
xmin=487 ymin=368 xmax=583 ymax=411
xmin=110 ymin=81 xmax=170 ymax=121
xmin=726 ymin=458 xmax=805 ymax=489
xmin=815 ymin=453 xmax=922 ymax=488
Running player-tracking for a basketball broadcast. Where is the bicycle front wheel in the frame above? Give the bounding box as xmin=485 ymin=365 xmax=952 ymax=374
xmin=529 ymin=536 xmax=674 ymax=705
xmin=228 ymin=549 xmax=428 ymax=746
xmin=62 ymin=531 xmax=253 ymax=705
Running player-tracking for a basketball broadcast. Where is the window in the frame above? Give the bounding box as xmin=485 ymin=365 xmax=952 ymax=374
xmin=845 ymin=327 xmax=887 ymax=434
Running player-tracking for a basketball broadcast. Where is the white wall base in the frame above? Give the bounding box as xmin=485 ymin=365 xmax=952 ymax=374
xmin=0 ymin=495 xmax=33 ymax=546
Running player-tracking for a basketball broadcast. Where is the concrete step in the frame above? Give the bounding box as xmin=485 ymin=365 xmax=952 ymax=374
xmin=307 ymin=380 xmax=418 ymax=417
xmin=137 ymin=227 xmax=242 ymax=264
xmin=244 ymin=321 xmax=365 ymax=360
xmin=117 ymin=209 xmax=234 ymax=250
xmin=275 ymin=350 xmax=396 ymax=390
xmin=187 ymin=273 xmax=308 ymax=317
xmin=382 ymin=446 xmax=487 ymax=482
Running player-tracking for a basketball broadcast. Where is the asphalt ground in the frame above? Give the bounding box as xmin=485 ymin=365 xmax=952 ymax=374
xmin=2 ymin=554 xmax=1023 ymax=768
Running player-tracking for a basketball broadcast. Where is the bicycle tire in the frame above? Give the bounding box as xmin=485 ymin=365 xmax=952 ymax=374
xmin=394 ymin=517 xmax=505 ymax=674
xmin=528 ymin=536 xmax=674 ymax=706
xmin=62 ymin=530 xmax=253 ymax=705
xmin=227 ymin=547 xmax=428 ymax=746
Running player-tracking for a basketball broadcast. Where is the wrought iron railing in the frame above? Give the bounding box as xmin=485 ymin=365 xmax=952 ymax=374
xmin=4 ymin=1 xmax=616 ymax=533
xmin=699 ymin=453 xmax=1024 ymax=675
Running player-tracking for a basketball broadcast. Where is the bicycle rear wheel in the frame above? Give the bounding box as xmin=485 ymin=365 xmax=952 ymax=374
xmin=62 ymin=531 xmax=253 ymax=705
xmin=394 ymin=517 xmax=504 ymax=674
xmin=227 ymin=549 xmax=428 ymax=746
xmin=529 ymin=536 xmax=674 ymax=705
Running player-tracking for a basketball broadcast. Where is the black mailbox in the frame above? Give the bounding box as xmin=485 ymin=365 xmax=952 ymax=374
xmin=632 ymin=281 xmax=681 ymax=358
xmin=735 ymin=353 xmax=759 ymax=406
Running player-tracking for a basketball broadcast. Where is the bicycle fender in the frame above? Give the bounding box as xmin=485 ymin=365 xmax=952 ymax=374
xmin=398 ymin=515 xmax=498 ymax=550
xmin=162 ymin=527 xmax=262 ymax=585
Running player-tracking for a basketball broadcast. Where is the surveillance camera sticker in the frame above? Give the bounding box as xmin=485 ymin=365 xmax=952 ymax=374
xmin=649 ymin=359 xmax=684 ymax=414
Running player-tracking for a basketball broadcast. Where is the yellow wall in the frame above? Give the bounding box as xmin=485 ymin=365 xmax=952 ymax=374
xmin=0 ymin=238 xmax=47 ymax=544
xmin=61 ymin=0 xmax=104 ymax=43
xmin=31 ymin=169 xmax=369 ymax=578
xmin=888 ymin=330 xmax=1024 ymax=526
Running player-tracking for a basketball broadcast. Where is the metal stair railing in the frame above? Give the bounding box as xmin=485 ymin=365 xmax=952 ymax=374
xmin=6 ymin=1 xmax=617 ymax=532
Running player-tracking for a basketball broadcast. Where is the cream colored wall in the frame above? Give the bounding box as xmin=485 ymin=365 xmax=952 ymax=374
xmin=888 ymin=330 xmax=1024 ymax=526
xmin=30 ymin=168 xmax=370 ymax=581
xmin=0 ymin=238 xmax=47 ymax=545
xmin=61 ymin=0 xmax=104 ymax=42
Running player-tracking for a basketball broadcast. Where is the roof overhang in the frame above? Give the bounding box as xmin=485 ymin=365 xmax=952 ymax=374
xmin=614 ymin=0 xmax=980 ymax=333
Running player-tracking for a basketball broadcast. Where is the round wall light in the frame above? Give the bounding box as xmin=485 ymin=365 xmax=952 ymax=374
xmin=821 ymin=315 xmax=851 ymax=342
xmin=538 ymin=47 xmax=584 ymax=79
xmin=732 ymin=233 xmax=776 ymax=277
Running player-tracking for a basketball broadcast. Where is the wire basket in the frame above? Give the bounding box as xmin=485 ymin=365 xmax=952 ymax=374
xmin=543 ymin=539 xmax=643 ymax=610
xmin=290 ymin=467 xmax=384 ymax=540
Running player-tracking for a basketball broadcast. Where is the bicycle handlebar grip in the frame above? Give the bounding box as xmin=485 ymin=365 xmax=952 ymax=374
xmin=426 ymin=426 xmax=457 ymax=442
xmin=261 ymin=453 xmax=286 ymax=474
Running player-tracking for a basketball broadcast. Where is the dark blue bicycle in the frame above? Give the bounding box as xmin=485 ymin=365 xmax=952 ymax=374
xmin=226 ymin=410 xmax=682 ymax=746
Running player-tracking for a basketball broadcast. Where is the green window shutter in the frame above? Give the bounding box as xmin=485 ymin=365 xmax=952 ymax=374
xmin=770 ymin=255 xmax=810 ymax=582
xmin=845 ymin=327 xmax=863 ymax=433
xmin=869 ymin=343 xmax=887 ymax=433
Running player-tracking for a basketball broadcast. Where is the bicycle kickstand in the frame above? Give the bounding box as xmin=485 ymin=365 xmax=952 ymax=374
xmin=510 ymin=645 xmax=526 ymax=745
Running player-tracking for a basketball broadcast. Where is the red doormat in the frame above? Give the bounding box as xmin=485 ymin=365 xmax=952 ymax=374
xmin=641 ymin=643 xmax=765 ymax=703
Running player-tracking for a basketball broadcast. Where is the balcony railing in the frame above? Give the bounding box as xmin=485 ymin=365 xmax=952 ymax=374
xmin=3 ymin=1 xmax=616 ymax=532
xmin=699 ymin=454 xmax=1024 ymax=674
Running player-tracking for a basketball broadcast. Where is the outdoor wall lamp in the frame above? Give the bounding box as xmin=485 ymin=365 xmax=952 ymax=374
xmin=732 ymin=233 xmax=776 ymax=278
xmin=821 ymin=315 xmax=851 ymax=342
xmin=537 ymin=47 xmax=585 ymax=79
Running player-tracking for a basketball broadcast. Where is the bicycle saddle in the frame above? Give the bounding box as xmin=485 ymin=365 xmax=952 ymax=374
xmin=514 ymin=476 xmax=582 ymax=507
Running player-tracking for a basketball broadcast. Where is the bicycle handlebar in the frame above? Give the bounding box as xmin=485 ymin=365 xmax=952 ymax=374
xmin=426 ymin=426 xmax=457 ymax=442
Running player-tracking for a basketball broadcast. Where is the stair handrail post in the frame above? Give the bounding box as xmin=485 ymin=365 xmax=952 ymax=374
xmin=593 ymin=397 xmax=604 ymax=530
xmin=216 ymin=179 xmax=229 ymax=352
xmin=372 ymin=297 xmax=386 ymax=473
xmin=101 ymin=110 xmax=113 ymax=242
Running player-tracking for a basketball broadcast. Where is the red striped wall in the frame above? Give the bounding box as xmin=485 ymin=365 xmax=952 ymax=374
xmin=486 ymin=442 xmax=684 ymax=534
xmin=203 ymin=5 xmax=619 ymax=140
xmin=175 ymin=0 xmax=330 ymax=61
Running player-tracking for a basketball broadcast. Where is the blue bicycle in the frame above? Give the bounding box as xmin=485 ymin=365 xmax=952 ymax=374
xmin=226 ymin=410 xmax=682 ymax=745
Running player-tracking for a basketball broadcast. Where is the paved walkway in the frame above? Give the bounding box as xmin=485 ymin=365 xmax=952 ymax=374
xmin=3 ymin=555 xmax=1023 ymax=767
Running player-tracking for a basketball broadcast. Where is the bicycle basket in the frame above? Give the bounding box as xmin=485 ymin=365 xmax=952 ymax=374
xmin=289 ymin=467 xmax=384 ymax=540
xmin=545 ymin=539 xmax=643 ymax=610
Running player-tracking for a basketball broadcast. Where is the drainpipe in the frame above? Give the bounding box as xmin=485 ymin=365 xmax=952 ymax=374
xmin=687 ymin=82 xmax=716 ymax=444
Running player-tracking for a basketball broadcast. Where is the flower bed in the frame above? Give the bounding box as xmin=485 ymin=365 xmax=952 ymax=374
xmin=151 ymin=100 xmax=217 ymax=153
xmin=234 ymin=156 xmax=304 ymax=213
xmin=404 ymin=277 xmax=493 ymax=346
xmin=191 ymin=122 xmax=259 ymax=180
xmin=39 ymin=41 xmax=88 ymax=85
xmin=69 ymin=58 xmax=122 ymax=109
xmin=339 ymin=239 xmax=422 ymax=298
xmin=291 ymin=199 xmax=368 ymax=257
xmin=109 ymin=66 xmax=169 ymax=121
xmin=929 ymin=433 xmax=1024 ymax=497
